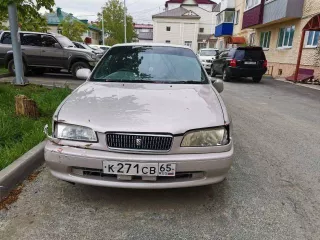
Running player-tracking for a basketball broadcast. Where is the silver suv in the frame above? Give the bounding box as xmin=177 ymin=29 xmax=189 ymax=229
xmin=0 ymin=31 xmax=99 ymax=78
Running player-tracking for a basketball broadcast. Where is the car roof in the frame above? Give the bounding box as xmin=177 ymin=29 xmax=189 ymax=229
xmin=2 ymin=30 xmax=61 ymax=37
xmin=112 ymin=42 xmax=192 ymax=49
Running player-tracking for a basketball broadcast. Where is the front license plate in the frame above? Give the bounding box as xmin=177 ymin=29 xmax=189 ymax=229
xmin=103 ymin=161 xmax=176 ymax=177
xmin=244 ymin=61 xmax=256 ymax=65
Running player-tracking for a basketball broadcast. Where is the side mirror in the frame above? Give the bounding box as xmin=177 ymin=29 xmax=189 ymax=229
xmin=54 ymin=43 xmax=61 ymax=49
xmin=211 ymin=78 xmax=224 ymax=93
xmin=76 ymin=68 xmax=91 ymax=80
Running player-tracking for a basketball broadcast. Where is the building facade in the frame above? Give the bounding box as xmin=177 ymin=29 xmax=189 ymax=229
xmin=46 ymin=8 xmax=102 ymax=44
xmin=134 ymin=24 xmax=153 ymax=43
xmin=153 ymin=0 xmax=218 ymax=52
xmin=241 ymin=0 xmax=320 ymax=79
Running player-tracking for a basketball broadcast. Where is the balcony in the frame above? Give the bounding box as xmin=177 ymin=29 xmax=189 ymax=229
xmin=263 ymin=0 xmax=304 ymax=25
xmin=215 ymin=23 xmax=234 ymax=37
xmin=242 ymin=1 xmax=264 ymax=29
xmin=215 ymin=10 xmax=234 ymax=37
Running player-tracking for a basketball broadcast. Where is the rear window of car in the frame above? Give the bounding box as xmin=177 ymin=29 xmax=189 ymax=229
xmin=234 ymin=49 xmax=266 ymax=61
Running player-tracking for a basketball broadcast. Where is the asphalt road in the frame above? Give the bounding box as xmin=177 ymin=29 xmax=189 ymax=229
xmin=1 ymin=77 xmax=320 ymax=240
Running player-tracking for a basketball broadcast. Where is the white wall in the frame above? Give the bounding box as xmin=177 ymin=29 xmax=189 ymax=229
xmin=139 ymin=39 xmax=153 ymax=43
xmin=220 ymin=0 xmax=235 ymax=11
xmin=183 ymin=5 xmax=217 ymax=35
xmin=153 ymin=18 xmax=199 ymax=52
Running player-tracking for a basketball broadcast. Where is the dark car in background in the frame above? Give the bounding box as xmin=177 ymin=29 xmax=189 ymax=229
xmin=0 ymin=31 xmax=99 ymax=78
xmin=210 ymin=47 xmax=267 ymax=83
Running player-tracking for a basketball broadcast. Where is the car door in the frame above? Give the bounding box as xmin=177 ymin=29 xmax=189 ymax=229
xmin=40 ymin=35 xmax=65 ymax=67
xmin=214 ymin=51 xmax=228 ymax=74
xmin=20 ymin=33 xmax=42 ymax=66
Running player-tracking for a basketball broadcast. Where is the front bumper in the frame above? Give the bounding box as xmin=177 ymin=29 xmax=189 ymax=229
xmin=45 ymin=140 xmax=233 ymax=189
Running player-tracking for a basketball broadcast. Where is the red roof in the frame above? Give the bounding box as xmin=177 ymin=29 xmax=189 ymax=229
xmin=134 ymin=24 xmax=153 ymax=29
xmin=165 ymin=0 xmax=216 ymax=7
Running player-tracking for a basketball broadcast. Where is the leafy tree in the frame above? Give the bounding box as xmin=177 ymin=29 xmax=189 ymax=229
xmin=59 ymin=15 xmax=88 ymax=42
xmin=0 ymin=0 xmax=54 ymax=31
xmin=98 ymin=0 xmax=136 ymax=44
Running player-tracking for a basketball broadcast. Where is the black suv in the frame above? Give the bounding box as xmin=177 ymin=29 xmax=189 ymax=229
xmin=210 ymin=47 xmax=267 ymax=83
xmin=0 ymin=31 xmax=99 ymax=78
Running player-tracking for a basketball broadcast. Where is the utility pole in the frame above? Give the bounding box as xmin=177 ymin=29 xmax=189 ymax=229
xmin=8 ymin=3 xmax=28 ymax=85
xmin=102 ymin=9 xmax=105 ymax=45
xmin=124 ymin=0 xmax=127 ymax=43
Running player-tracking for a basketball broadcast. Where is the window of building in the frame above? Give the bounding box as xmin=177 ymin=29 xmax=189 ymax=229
xmin=199 ymin=28 xmax=204 ymax=33
xmin=249 ymin=32 xmax=256 ymax=46
xmin=184 ymin=41 xmax=192 ymax=47
xmin=260 ymin=31 xmax=271 ymax=49
xmin=216 ymin=11 xmax=234 ymax=25
xmin=57 ymin=28 xmax=62 ymax=34
xmin=245 ymin=0 xmax=261 ymax=11
xmin=234 ymin=10 xmax=240 ymax=25
xmin=166 ymin=26 xmax=171 ymax=31
xmin=165 ymin=40 xmax=171 ymax=43
xmin=277 ymin=26 xmax=295 ymax=48
xmin=198 ymin=42 xmax=206 ymax=50
xmin=306 ymin=31 xmax=320 ymax=47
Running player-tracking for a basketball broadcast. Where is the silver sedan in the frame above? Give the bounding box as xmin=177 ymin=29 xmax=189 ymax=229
xmin=44 ymin=43 xmax=233 ymax=189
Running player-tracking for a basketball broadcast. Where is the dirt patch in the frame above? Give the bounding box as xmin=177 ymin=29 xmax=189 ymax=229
xmin=0 ymin=184 xmax=23 ymax=210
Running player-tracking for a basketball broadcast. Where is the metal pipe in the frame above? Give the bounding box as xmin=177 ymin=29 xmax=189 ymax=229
xmin=102 ymin=10 xmax=105 ymax=45
xmin=294 ymin=29 xmax=306 ymax=83
xmin=124 ymin=0 xmax=127 ymax=43
xmin=8 ymin=3 xmax=27 ymax=85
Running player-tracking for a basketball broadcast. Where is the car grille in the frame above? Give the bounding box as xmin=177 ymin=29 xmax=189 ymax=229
xmin=106 ymin=133 xmax=173 ymax=151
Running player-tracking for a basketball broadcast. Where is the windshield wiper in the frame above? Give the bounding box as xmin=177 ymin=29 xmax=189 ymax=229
xmin=173 ymin=80 xmax=203 ymax=84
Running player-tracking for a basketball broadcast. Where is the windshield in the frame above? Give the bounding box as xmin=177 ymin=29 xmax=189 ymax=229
xmin=56 ymin=36 xmax=75 ymax=48
xmin=91 ymin=46 xmax=207 ymax=84
xmin=200 ymin=50 xmax=218 ymax=56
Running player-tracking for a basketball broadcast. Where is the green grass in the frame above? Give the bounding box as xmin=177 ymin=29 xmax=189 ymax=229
xmin=0 ymin=67 xmax=8 ymax=75
xmin=0 ymin=83 xmax=72 ymax=170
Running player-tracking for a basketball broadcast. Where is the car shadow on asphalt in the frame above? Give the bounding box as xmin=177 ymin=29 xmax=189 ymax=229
xmin=61 ymin=179 xmax=231 ymax=211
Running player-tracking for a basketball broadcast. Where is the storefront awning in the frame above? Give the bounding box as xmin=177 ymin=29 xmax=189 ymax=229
xmin=227 ymin=36 xmax=246 ymax=44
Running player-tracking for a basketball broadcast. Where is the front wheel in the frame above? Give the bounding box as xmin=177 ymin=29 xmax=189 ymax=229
xmin=71 ymin=62 xmax=90 ymax=79
xmin=252 ymin=76 xmax=262 ymax=83
xmin=222 ymin=68 xmax=231 ymax=82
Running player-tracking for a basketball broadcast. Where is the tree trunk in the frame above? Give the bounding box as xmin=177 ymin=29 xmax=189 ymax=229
xmin=15 ymin=95 xmax=39 ymax=119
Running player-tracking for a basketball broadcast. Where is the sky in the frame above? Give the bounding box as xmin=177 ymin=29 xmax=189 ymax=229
xmin=49 ymin=0 xmax=220 ymax=24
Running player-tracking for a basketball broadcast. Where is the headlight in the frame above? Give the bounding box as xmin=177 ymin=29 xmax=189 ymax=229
xmin=56 ymin=123 xmax=97 ymax=142
xmin=181 ymin=127 xmax=228 ymax=147
xmin=201 ymin=60 xmax=206 ymax=63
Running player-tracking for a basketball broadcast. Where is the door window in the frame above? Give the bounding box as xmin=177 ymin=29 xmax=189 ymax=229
xmin=21 ymin=34 xmax=42 ymax=46
xmin=1 ymin=32 xmax=12 ymax=44
xmin=42 ymin=35 xmax=59 ymax=48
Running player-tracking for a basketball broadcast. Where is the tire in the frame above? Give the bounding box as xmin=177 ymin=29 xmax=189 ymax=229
xmin=8 ymin=59 xmax=27 ymax=76
xmin=222 ymin=68 xmax=231 ymax=82
xmin=71 ymin=62 xmax=90 ymax=79
xmin=252 ymin=76 xmax=262 ymax=83
xmin=210 ymin=67 xmax=216 ymax=77
xmin=32 ymin=68 xmax=46 ymax=75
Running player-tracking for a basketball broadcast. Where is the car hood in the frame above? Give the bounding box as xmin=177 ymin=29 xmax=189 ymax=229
xmin=64 ymin=47 xmax=93 ymax=54
xmin=199 ymin=56 xmax=216 ymax=61
xmin=57 ymin=82 xmax=225 ymax=134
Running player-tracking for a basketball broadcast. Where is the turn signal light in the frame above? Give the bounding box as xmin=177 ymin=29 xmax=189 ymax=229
xmin=230 ymin=59 xmax=237 ymax=67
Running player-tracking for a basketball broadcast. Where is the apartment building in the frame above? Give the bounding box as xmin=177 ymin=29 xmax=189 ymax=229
xmin=152 ymin=0 xmax=218 ymax=52
xmin=241 ymin=0 xmax=320 ymax=79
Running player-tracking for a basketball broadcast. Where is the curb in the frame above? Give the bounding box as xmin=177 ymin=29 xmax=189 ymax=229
xmin=273 ymin=77 xmax=320 ymax=91
xmin=0 ymin=141 xmax=46 ymax=200
xmin=0 ymin=73 xmax=12 ymax=78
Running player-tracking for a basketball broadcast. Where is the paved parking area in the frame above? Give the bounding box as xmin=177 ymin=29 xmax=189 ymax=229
xmin=1 ymin=77 xmax=320 ymax=240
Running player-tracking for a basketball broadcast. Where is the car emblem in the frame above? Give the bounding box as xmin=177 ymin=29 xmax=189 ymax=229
xmin=136 ymin=138 xmax=142 ymax=146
